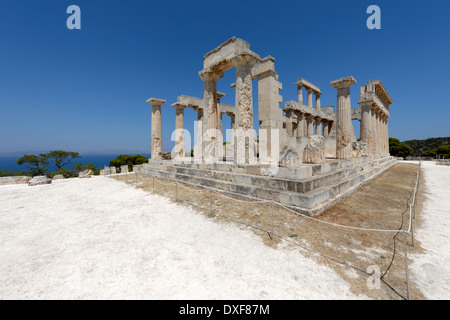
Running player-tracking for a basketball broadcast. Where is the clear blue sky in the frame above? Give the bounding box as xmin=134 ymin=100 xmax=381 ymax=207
xmin=1 ymin=0 xmax=449 ymax=155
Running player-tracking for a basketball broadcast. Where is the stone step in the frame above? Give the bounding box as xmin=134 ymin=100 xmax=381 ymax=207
xmin=139 ymin=157 xmax=397 ymax=215
xmin=142 ymin=156 xmax=394 ymax=194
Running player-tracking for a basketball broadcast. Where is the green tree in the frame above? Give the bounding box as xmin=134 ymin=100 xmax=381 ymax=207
xmin=389 ymin=138 xmax=413 ymax=158
xmin=16 ymin=154 xmax=49 ymax=176
xmin=109 ymin=154 xmax=149 ymax=172
xmin=46 ymin=150 xmax=81 ymax=171
xmin=423 ymin=145 xmax=450 ymax=158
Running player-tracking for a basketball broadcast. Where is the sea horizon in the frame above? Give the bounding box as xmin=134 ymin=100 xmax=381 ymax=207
xmin=0 ymin=153 xmax=151 ymax=172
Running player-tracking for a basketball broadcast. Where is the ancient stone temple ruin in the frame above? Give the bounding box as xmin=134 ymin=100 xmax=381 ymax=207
xmin=141 ymin=37 xmax=396 ymax=215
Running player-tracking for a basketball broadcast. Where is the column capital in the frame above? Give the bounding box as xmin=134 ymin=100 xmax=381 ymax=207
xmin=284 ymin=108 xmax=294 ymax=117
xmin=146 ymin=97 xmax=166 ymax=107
xmin=198 ymin=70 xmax=224 ymax=82
xmin=171 ymin=102 xmax=186 ymax=111
xmin=330 ymin=76 xmax=357 ymax=89
xmin=231 ymin=51 xmax=261 ymax=68
xmin=357 ymin=100 xmax=373 ymax=109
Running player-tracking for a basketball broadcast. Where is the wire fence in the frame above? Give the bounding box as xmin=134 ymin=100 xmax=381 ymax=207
xmin=109 ymin=160 xmax=422 ymax=300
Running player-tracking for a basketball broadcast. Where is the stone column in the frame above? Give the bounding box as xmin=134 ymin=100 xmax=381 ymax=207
xmin=199 ymin=71 xmax=223 ymax=161
xmin=331 ymin=76 xmax=357 ymax=159
xmin=194 ymin=107 xmax=203 ymax=148
xmin=315 ymin=118 xmax=322 ymax=136
xmin=315 ymin=93 xmax=321 ymax=110
xmin=360 ymin=102 xmax=374 ymax=156
xmin=307 ymin=88 xmax=313 ymax=108
xmin=322 ymin=120 xmax=329 ymax=138
xmin=306 ymin=114 xmax=315 ymax=137
xmin=385 ymin=116 xmax=389 ymax=156
xmin=146 ymin=98 xmax=166 ymax=160
xmin=232 ymin=53 xmax=259 ymax=164
xmin=297 ymin=85 xmax=303 ymax=105
xmin=285 ymin=109 xmax=294 ymax=136
xmin=228 ymin=112 xmax=236 ymax=146
xmin=375 ymin=111 xmax=381 ymax=157
xmin=296 ymin=112 xmax=306 ymax=137
xmin=172 ymin=103 xmax=186 ymax=158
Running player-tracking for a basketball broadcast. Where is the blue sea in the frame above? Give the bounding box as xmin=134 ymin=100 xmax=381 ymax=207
xmin=0 ymin=154 xmax=151 ymax=171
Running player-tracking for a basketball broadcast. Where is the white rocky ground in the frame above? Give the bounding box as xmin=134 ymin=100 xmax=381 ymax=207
xmin=0 ymin=176 xmax=363 ymax=300
xmin=409 ymin=160 xmax=450 ymax=299
xmin=1 ymin=161 xmax=448 ymax=300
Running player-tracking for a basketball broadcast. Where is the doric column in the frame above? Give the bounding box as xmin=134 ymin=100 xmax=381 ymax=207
xmin=146 ymin=98 xmax=166 ymax=160
xmin=296 ymin=112 xmax=306 ymax=137
xmin=385 ymin=116 xmax=389 ymax=156
xmin=193 ymin=107 xmax=203 ymax=148
xmin=199 ymin=70 xmax=223 ymax=161
xmin=315 ymin=93 xmax=321 ymax=110
xmin=315 ymin=118 xmax=322 ymax=136
xmin=297 ymin=85 xmax=303 ymax=105
xmin=232 ymin=53 xmax=260 ymax=164
xmin=375 ymin=111 xmax=381 ymax=157
xmin=322 ymin=120 xmax=329 ymax=138
xmin=306 ymin=114 xmax=315 ymax=137
xmin=171 ymin=103 xmax=186 ymax=158
xmin=331 ymin=76 xmax=357 ymax=159
xmin=307 ymin=88 xmax=313 ymax=108
xmin=359 ymin=101 xmax=374 ymax=156
xmin=227 ymin=112 xmax=236 ymax=145
xmin=285 ymin=109 xmax=294 ymax=135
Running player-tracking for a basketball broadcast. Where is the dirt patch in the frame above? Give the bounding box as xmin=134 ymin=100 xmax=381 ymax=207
xmin=111 ymin=162 xmax=424 ymax=300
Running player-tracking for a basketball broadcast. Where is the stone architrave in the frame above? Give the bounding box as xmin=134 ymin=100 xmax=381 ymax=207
xmin=330 ymin=76 xmax=357 ymax=159
xmin=146 ymin=98 xmax=166 ymax=160
xmin=304 ymin=135 xmax=326 ymax=164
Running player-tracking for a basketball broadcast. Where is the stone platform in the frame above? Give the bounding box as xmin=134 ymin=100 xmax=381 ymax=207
xmin=139 ymin=156 xmax=397 ymax=216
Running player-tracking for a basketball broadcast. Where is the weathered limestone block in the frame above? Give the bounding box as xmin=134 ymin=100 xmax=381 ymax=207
xmin=352 ymin=140 xmax=369 ymax=158
xmin=304 ymin=135 xmax=326 ymax=164
xmin=82 ymin=169 xmax=93 ymax=175
xmin=79 ymin=172 xmax=91 ymax=179
xmin=28 ymin=176 xmax=52 ymax=186
xmin=279 ymin=146 xmax=300 ymax=168
xmin=52 ymin=174 xmax=65 ymax=180
xmin=0 ymin=176 xmax=31 ymax=186
xmin=161 ymin=152 xmax=172 ymax=160
xmin=120 ymin=165 xmax=129 ymax=174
